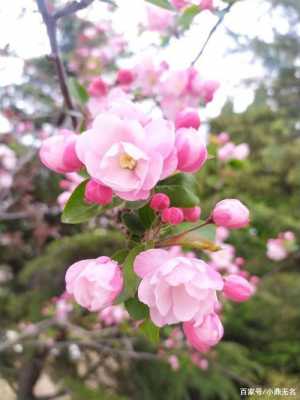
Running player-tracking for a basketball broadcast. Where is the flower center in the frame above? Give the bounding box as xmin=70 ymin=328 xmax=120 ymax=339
xmin=119 ymin=153 xmax=137 ymax=170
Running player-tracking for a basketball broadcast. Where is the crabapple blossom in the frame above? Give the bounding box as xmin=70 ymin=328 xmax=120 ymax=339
xmin=76 ymin=113 xmax=177 ymax=201
xmin=212 ymin=199 xmax=250 ymax=229
xmin=223 ymin=275 xmax=254 ymax=302
xmin=99 ymin=305 xmax=129 ymax=326
xmin=168 ymin=355 xmax=180 ymax=371
xmin=161 ymin=207 xmax=184 ymax=225
xmin=199 ymin=0 xmax=214 ymax=11
xmin=150 ymin=193 xmax=170 ymax=211
xmin=182 ymin=206 xmax=201 ymax=222
xmin=134 ymin=249 xmax=223 ymax=327
xmin=183 ymin=313 xmax=223 ymax=352
xmin=175 ymin=108 xmax=201 ymax=130
xmin=146 ymin=4 xmax=175 ymax=32
xmin=65 ymin=256 xmax=123 ymax=311
xmin=39 ymin=130 xmax=82 ymax=174
xmin=266 ymin=238 xmax=288 ymax=261
xmin=88 ymin=77 xmax=108 ymax=97
xmin=84 ymin=179 xmax=113 ymax=206
xmin=175 ymin=128 xmax=208 ymax=173
xmin=116 ymin=69 xmax=135 ymax=86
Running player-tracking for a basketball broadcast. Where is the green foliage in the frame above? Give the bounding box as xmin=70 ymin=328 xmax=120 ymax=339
xmin=139 ymin=319 xmax=160 ymax=344
xmin=125 ymin=297 xmax=149 ymax=320
xmin=145 ymin=0 xmax=174 ymax=11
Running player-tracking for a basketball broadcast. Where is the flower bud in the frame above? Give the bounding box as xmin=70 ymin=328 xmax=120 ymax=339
xmin=182 ymin=206 xmax=201 ymax=222
xmin=183 ymin=313 xmax=223 ymax=353
xmin=39 ymin=130 xmax=82 ymax=174
xmin=175 ymin=108 xmax=201 ymax=130
xmin=212 ymin=199 xmax=249 ymax=229
xmin=117 ymin=69 xmax=135 ymax=85
xmin=161 ymin=207 xmax=184 ymax=225
xmin=65 ymin=256 xmax=123 ymax=311
xmin=88 ymin=77 xmax=108 ymax=97
xmin=84 ymin=179 xmax=113 ymax=206
xmin=175 ymin=128 xmax=207 ymax=173
xmin=223 ymin=275 xmax=254 ymax=302
xmin=150 ymin=193 xmax=170 ymax=211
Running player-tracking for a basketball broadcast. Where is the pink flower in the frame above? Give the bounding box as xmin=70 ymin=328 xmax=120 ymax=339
xmin=85 ymin=179 xmax=113 ymax=206
xmin=218 ymin=142 xmax=235 ymax=162
xmin=117 ymin=69 xmax=135 ymax=86
xmin=266 ymin=238 xmax=287 ymax=261
xmin=175 ymin=128 xmax=207 ymax=173
xmin=150 ymin=193 xmax=170 ymax=211
xmin=134 ymin=249 xmax=223 ymax=327
xmin=212 ymin=199 xmax=250 ymax=229
xmin=182 ymin=206 xmax=201 ymax=222
xmin=282 ymin=231 xmax=295 ymax=241
xmin=146 ymin=4 xmax=175 ymax=32
xmin=217 ymin=132 xmax=230 ymax=145
xmin=76 ymin=113 xmax=177 ymax=201
xmin=175 ymin=108 xmax=201 ymax=130
xmin=199 ymin=0 xmax=214 ymax=11
xmin=161 ymin=207 xmax=184 ymax=225
xmin=168 ymin=355 xmax=180 ymax=371
xmin=88 ymin=77 xmax=108 ymax=97
xmin=223 ymin=275 xmax=254 ymax=302
xmin=170 ymin=0 xmax=189 ymax=9
xmin=233 ymin=143 xmax=250 ymax=160
xmin=193 ymin=80 xmax=219 ymax=103
xmin=39 ymin=130 xmax=82 ymax=174
xmin=183 ymin=313 xmax=223 ymax=352
xmin=99 ymin=305 xmax=129 ymax=326
xmin=65 ymin=256 xmax=123 ymax=311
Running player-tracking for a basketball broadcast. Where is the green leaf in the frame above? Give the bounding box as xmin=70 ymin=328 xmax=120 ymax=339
xmin=140 ymin=319 xmax=160 ymax=344
xmin=125 ymin=297 xmax=149 ymax=320
xmin=69 ymin=78 xmax=89 ymax=105
xmin=118 ymin=245 xmax=145 ymax=302
xmin=145 ymin=0 xmax=174 ymax=11
xmin=178 ymin=5 xmax=200 ymax=31
xmin=138 ymin=205 xmax=156 ymax=229
xmin=157 ymin=173 xmax=200 ymax=207
xmin=125 ymin=200 xmax=149 ymax=209
xmin=61 ymin=180 xmax=101 ymax=224
xmin=122 ymin=212 xmax=146 ymax=235
xmin=111 ymin=249 xmax=128 ymax=264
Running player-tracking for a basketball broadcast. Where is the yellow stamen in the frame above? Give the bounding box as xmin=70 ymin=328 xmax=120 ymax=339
xmin=119 ymin=153 xmax=137 ymax=170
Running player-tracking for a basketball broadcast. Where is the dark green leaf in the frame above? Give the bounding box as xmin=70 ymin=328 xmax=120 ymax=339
xmin=111 ymin=249 xmax=128 ymax=264
xmin=122 ymin=212 xmax=146 ymax=235
xmin=118 ymin=245 xmax=145 ymax=302
xmin=145 ymin=0 xmax=174 ymax=11
xmin=157 ymin=173 xmax=200 ymax=207
xmin=140 ymin=319 xmax=160 ymax=344
xmin=125 ymin=297 xmax=149 ymax=320
xmin=125 ymin=200 xmax=148 ymax=209
xmin=61 ymin=180 xmax=101 ymax=224
xmin=69 ymin=78 xmax=89 ymax=105
xmin=138 ymin=205 xmax=156 ymax=229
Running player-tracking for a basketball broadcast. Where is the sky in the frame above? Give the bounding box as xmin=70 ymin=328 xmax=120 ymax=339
xmin=0 ymin=0 xmax=288 ymax=127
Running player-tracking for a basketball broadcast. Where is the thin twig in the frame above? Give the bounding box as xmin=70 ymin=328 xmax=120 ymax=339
xmin=36 ymin=0 xmax=77 ymax=128
xmin=53 ymin=0 xmax=96 ymax=20
xmin=191 ymin=2 xmax=235 ymax=66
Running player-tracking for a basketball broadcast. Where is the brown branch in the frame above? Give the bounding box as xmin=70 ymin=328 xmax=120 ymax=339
xmin=53 ymin=0 xmax=96 ymax=20
xmin=36 ymin=0 xmax=78 ymax=128
xmin=191 ymin=2 xmax=235 ymax=66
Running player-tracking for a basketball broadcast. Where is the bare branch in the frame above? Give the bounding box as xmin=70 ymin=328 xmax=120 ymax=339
xmin=191 ymin=2 xmax=235 ymax=66
xmin=53 ymin=0 xmax=96 ymax=20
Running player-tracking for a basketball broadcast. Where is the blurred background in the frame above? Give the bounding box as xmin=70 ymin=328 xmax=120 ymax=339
xmin=0 ymin=0 xmax=300 ymax=399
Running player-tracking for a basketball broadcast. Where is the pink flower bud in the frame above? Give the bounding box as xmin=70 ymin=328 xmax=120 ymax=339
xmin=150 ymin=193 xmax=170 ymax=211
xmin=175 ymin=108 xmax=201 ymax=130
xmin=217 ymin=132 xmax=230 ymax=144
xmin=161 ymin=207 xmax=184 ymax=225
xmin=84 ymin=179 xmax=113 ymax=206
xmin=183 ymin=313 xmax=224 ymax=352
xmin=39 ymin=130 xmax=82 ymax=174
xmin=182 ymin=206 xmax=201 ymax=222
xmin=88 ymin=77 xmax=108 ymax=97
xmin=65 ymin=256 xmax=123 ymax=311
xmin=117 ymin=69 xmax=135 ymax=85
xmin=212 ymin=199 xmax=249 ymax=229
xmin=199 ymin=0 xmax=214 ymax=11
xmin=170 ymin=0 xmax=189 ymax=10
xmin=223 ymin=275 xmax=254 ymax=302
xmin=175 ymin=128 xmax=207 ymax=173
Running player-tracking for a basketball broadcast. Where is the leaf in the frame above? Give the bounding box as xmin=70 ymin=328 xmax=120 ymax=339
xmin=125 ymin=200 xmax=148 ymax=210
xmin=145 ymin=0 xmax=174 ymax=11
xmin=122 ymin=212 xmax=146 ymax=235
xmin=140 ymin=319 xmax=160 ymax=344
xmin=69 ymin=78 xmax=89 ymax=105
xmin=178 ymin=5 xmax=200 ymax=31
xmin=118 ymin=245 xmax=145 ymax=302
xmin=111 ymin=249 xmax=128 ymax=264
xmin=61 ymin=180 xmax=101 ymax=224
xmin=125 ymin=297 xmax=149 ymax=320
xmin=138 ymin=205 xmax=156 ymax=229
xmin=156 ymin=173 xmax=200 ymax=207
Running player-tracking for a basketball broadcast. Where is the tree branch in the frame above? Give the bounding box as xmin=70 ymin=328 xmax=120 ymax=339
xmin=36 ymin=0 xmax=77 ymax=128
xmin=53 ymin=0 xmax=96 ymax=20
xmin=191 ymin=2 xmax=235 ymax=66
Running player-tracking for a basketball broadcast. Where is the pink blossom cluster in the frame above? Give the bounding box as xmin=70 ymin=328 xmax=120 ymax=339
xmin=0 ymin=144 xmax=17 ymax=189
xmin=99 ymin=305 xmax=129 ymax=326
xmin=216 ymin=132 xmax=250 ymax=162
xmin=266 ymin=231 xmax=296 ymax=261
